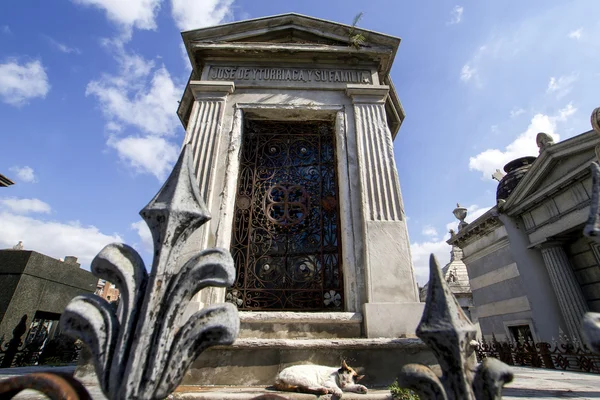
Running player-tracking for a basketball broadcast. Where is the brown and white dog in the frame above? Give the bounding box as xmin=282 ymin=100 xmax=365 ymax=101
xmin=274 ymin=360 xmax=367 ymax=397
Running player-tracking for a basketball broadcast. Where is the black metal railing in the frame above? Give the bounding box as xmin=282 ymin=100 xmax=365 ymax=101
xmin=476 ymin=335 xmax=600 ymax=374
xmin=0 ymin=335 xmax=81 ymax=368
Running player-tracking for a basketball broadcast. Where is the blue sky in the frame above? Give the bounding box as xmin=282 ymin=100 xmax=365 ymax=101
xmin=1 ymin=0 xmax=599 ymax=285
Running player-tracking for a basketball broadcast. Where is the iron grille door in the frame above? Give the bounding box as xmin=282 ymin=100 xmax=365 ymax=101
xmin=226 ymin=120 xmax=344 ymax=310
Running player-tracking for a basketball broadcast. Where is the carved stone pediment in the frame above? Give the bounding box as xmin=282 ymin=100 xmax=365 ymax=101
xmin=181 ymin=13 xmax=400 ymax=53
xmin=503 ymin=131 xmax=600 ymax=215
xmin=224 ymin=27 xmax=349 ymax=46
xmin=177 ymin=13 xmax=405 ymax=137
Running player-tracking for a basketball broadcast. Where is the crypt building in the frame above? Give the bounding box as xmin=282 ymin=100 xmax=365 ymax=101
xmin=176 ymin=13 xmax=423 ymax=339
xmin=448 ymin=119 xmax=600 ymax=343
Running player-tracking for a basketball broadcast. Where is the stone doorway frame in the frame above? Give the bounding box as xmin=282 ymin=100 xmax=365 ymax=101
xmin=212 ymin=103 xmax=365 ymax=313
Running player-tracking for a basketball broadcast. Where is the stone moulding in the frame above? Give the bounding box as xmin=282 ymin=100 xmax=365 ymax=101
xmin=59 ymin=144 xmax=239 ymax=400
xmin=238 ymin=311 xmax=363 ymax=324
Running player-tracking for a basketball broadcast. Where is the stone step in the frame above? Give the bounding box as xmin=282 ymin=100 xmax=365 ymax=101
xmin=171 ymin=386 xmax=393 ymax=399
xmin=238 ymin=312 xmax=363 ymax=339
xmin=183 ymin=338 xmax=435 ymax=388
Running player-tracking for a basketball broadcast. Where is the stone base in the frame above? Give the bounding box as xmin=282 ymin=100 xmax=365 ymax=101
xmin=73 ymin=338 xmax=434 ymax=390
xmin=172 ymin=386 xmax=394 ymax=399
xmin=182 ymin=338 xmax=435 ymax=387
xmin=238 ymin=312 xmax=362 ymax=339
xmin=362 ymin=302 xmax=425 ymax=338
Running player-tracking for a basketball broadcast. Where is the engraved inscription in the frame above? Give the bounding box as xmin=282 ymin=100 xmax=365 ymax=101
xmin=208 ymin=66 xmax=372 ymax=84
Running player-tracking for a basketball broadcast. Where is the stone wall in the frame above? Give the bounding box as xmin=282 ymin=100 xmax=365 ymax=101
xmin=0 ymin=250 xmax=97 ymax=340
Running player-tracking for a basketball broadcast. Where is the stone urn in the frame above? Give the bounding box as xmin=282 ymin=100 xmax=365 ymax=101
xmin=496 ymin=156 xmax=536 ymax=201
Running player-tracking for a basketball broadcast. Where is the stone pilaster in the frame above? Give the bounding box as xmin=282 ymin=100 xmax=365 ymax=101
xmin=181 ymin=81 xmax=234 ymax=317
xmin=346 ymin=84 xmax=422 ymax=338
xmin=539 ymin=244 xmax=589 ymax=342
xmin=184 ymin=81 xmax=235 ymax=203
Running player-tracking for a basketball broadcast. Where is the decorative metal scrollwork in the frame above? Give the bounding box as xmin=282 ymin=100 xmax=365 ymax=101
xmin=265 ymin=183 xmax=309 ymax=227
xmin=227 ymin=120 xmax=343 ymax=311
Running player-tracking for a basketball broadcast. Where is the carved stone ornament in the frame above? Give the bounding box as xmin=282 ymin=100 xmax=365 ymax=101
xmin=535 ymin=132 xmax=555 ymax=153
xmin=0 ymin=144 xmax=240 ymax=400
xmin=591 ymin=106 xmax=600 ymax=134
xmin=398 ymin=254 xmax=514 ymax=399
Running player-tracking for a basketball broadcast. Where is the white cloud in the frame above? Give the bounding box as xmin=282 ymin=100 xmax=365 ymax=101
xmin=1 ymin=25 xmax=11 ymax=35
xmin=460 ymin=64 xmax=476 ymax=82
xmin=510 ymin=107 xmax=525 ymax=118
xmin=469 ymin=103 xmax=576 ymax=178
xmin=568 ymin=28 xmax=583 ymax=40
xmin=411 ymin=205 xmax=490 ymax=285
xmin=422 ymin=225 xmax=438 ymax=238
xmin=9 ymin=166 xmax=37 ymax=183
xmin=547 ymin=72 xmax=578 ymax=99
xmin=171 ymin=0 xmax=234 ymax=31
xmin=131 ymin=220 xmax=153 ymax=253
xmin=109 ymin=135 xmax=179 ymax=180
xmin=411 ymin=237 xmax=452 ymax=286
xmin=0 ymin=197 xmax=51 ymax=214
xmin=0 ymin=59 xmax=50 ymax=106
xmin=71 ymin=0 xmax=161 ymax=37
xmin=86 ymin=44 xmax=181 ymax=136
xmin=556 ymin=102 xmax=577 ymax=121
xmin=180 ymin=42 xmax=191 ymax=68
xmin=448 ymin=5 xmax=464 ymax=25
xmin=86 ymin=43 xmax=183 ymax=179
xmin=45 ymin=36 xmax=81 ymax=54
xmin=0 ymin=211 xmax=122 ymax=266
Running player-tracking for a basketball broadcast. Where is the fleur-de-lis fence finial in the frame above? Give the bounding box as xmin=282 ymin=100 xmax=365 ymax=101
xmin=397 ymin=254 xmax=513 ymax=399
xmin=58 ymin=144 xmax=239 ymax=399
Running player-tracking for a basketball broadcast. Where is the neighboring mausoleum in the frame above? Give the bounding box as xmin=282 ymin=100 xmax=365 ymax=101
xmin=448 ymin=113 xmax=600 ymax=343
xmin=0 ymin=249 xmax=97 ymax=346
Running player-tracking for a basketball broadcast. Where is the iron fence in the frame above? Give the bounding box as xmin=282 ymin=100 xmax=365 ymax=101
xmin=475 ymin=335 xmax=600 ymax=374
xmin=0 ymin=334 xmax=81 ymax=368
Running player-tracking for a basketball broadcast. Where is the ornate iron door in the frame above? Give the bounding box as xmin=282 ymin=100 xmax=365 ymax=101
xmin=226 ymin=120 xmax=344 ymax=310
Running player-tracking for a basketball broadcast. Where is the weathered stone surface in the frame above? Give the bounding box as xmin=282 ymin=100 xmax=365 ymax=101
xmin=398 ymin=255 xmax=513 ymax=400
xmin=238 ymin=312 xmax=362 ymax=339
xmin=59 ymin=145 xmax=239 ymax=400
xmin=0 ymin=250 xmax=97 ymax=341
xmin=183 ymin=338 xmax=436 ymax=387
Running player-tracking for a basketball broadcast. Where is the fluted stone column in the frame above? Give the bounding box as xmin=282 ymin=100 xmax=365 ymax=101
xmin=539 ymin=244 xmax=589 ymax=342
xmin=184 ymin=81 xmax=235 ymax=203
xmin=182 ymin=81 xmax=234 ymax=316
xmin=346 ymin=84 xmax=422 ymax=338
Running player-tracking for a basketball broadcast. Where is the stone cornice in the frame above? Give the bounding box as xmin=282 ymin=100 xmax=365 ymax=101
xmin=189 ymin=81 xmax=235 ymax=101
xmin=447 ymin=207 xmax=501 ymax=248
xmin=346 ymin=84 xmax=389 ymax=103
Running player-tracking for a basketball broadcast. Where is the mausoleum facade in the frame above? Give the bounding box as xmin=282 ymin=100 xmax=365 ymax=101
xmin=176 ymin=13 xmax=422 ymax=338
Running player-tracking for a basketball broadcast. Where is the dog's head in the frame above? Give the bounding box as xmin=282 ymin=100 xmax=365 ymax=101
xmin=337 ymin=360 xmax=365 ymax=388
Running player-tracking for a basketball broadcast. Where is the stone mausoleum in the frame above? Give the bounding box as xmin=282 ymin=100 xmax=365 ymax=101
xmin=144 ymin=13 xmax=434 ymax=387
xmin=177 ymin=13 xmax=422 ymax=339
xmin=0 ymin=250 xmax=97 ymax=347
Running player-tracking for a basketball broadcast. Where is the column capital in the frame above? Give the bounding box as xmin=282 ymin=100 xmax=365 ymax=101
xmin=189 ymin=80 xmax=235 ymax=100
xmin=346 ymin=84 xmax=389 ymax=104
